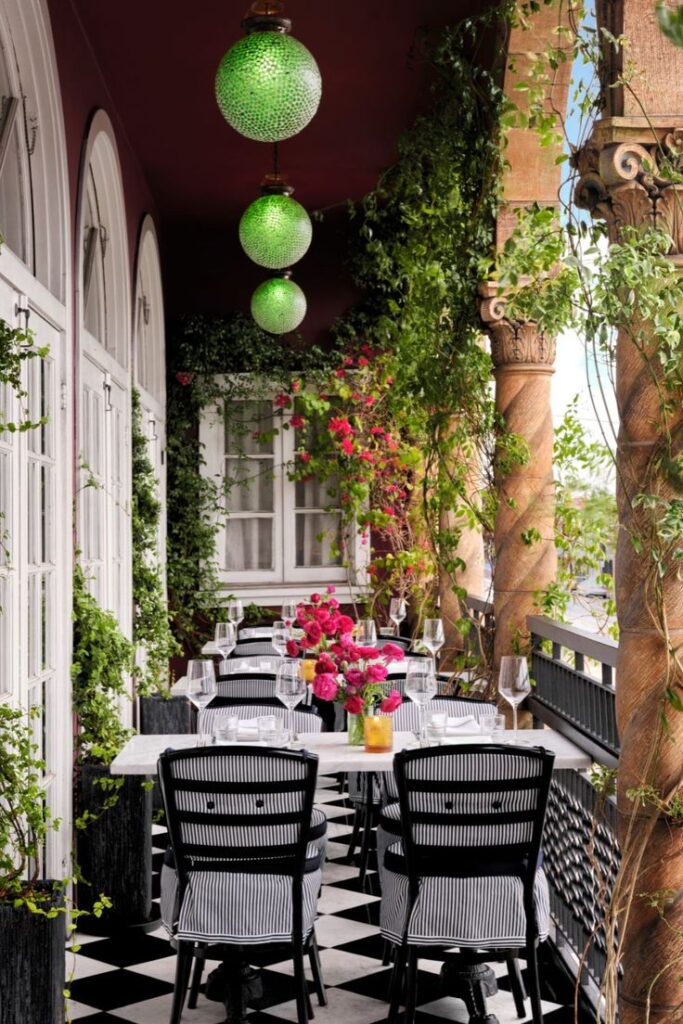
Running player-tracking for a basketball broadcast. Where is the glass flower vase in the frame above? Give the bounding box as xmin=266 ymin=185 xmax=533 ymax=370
xmin=347 ymin=713 xmax=365 ymax=746
xmin=364 ymin=713 xmax=393 ymax=753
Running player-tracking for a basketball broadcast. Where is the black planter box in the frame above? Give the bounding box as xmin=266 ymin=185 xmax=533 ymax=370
xmin=76 ymin=762 xmax=153 ymax=932
xmin=0 ymin=882 xmax=65 ymax=1024
xmin=139 ymin=693 xmax=194 ymax=735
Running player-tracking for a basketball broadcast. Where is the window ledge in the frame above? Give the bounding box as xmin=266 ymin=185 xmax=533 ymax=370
xmin=201 ymin=583 xmax=370 ymax=606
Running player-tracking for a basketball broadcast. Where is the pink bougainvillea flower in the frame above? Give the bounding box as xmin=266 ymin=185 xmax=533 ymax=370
xmin=340 ymin=438 xmax=354 ymax=456
xmin=290 ymin=414 xmax=305 ymax=428
xmin=370 ymin=426 xmax=384 ymax=436
xmin=382 ymin=507 xmax=396 ymax=517
xmin=328 ymin=416 xmax=354 ymax=437
xmin=274 ymin=393 xmax=292 ymax=409
xmin=344 ymin=694 xmax=365 ymax=716
xmin=380 ymin=642 xmax=405 ymax=662
xmin=175 ymin=372 xmax=194 ymax=386
xmin=313 ymin=674 xmax=339 ymax=701
xmin=334 ymin=368 xmax=346 ymax=379
xmin=364 ymin=395 xmax=375 ymax=406
xmin=366 ymin=663 xmax=388 ymax=682
xmin=297 ymin=451 xmax=311 ymax=463
xmin=358 ymin=356 xmax=369 ymax=367
xmin=291 ymin=379 xmax=301 ymax=393
xmin=380 ymin=689 xmax=402 ymax=713
xmin=286 ymin=639 xmax=300 ymax=658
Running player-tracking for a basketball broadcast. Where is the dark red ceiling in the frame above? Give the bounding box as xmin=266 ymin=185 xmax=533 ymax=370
xmin=72 ymin=0 xmax=490 ymax=336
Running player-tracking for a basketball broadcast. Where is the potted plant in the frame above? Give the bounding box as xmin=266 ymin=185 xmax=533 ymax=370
xmin=0 ymin=704 xmax=66 ymax=1023
xmin=72 ymin=563 xmax=155 ymax=932
xmin=286 ymin=587 xmax=405 ymax=746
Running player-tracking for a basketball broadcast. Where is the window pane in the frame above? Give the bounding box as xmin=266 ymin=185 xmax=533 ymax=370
xmin=296 ymin=513 xmax=342 ymax=567
xmin=225 ymin=458 xmax=273 ymax=512
xmin=295 ymin=475 xmax=339 ymax=509
xmin=0 ymin=117 xmax=26 ymax=262
xmin=225 ymin=518 xmax=273 ymax=571
xmin=225 ymin=401 xmax=273 ymax=455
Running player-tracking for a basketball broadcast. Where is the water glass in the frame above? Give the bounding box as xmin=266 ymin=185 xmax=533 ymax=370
xmin=389 ymin=598 xmax=406 ymax=635
xmin=405 ymin=659 xmax=437 ymax=746
xmin=213 ymin=716 xmax=238 ymax=744
xmin=356 ymin=619 xmax=377 ymax=646
xmin=422 ymin=619 xmax=445 ymax=666
xmin=214 ymin=620 xmax=236 ymax=659
xmin=186 ymin=660 xmax=217 ymax=745
xmin=258 ymin=715 xmax=285 ymax=746
xmin=490 ymin=713 xmax=506 ymax=738
xmin=227 ymin=600 xmax=244 ymax=628
xmin=275 ymin=660 xmax=307 ymax=747
xmin=272 ymin=620 xmax=291 ymax=658
xmin=282 ymin=600 xmax=298 ymax=628
xmin=498 ymin=655 xmax=531 ymax=742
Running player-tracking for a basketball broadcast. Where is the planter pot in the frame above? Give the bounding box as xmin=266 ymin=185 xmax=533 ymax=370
xmin=0 ymin=881 xmax=65 ymax=1024
xmin=76 ymin=761 xmax=154 ymax=933
xmin=139 ymin=693 xmax=194 ymax=735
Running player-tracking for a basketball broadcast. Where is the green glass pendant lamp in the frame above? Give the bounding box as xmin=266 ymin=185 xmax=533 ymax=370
xmin=215 ymin=1 xmax=322 ymax=143
xmin=251 ymin=272 xmax=307 ymax=334
xmin=240 ymin=175 xmax=312 ymax=269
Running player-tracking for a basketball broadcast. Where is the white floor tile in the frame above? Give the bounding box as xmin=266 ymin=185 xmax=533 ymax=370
xmin=66 ymin=999 xmax=103 ymax=1020
xmin=322 ymin=860 xmax=362 ymax=884
xmin=315 ymin=914 xmax=380 ymax=948
xmin=66 ymin=951 xmax=117 ymax=980
xmin=324 ymin=840 xmax=354 ymax=861
xmin=126 ymin=953 xmax=221 ymax=984
xmin=267 ymin=948 xmax=388 ymax=986
xmin=318 ymin=803 xmax=353 ymax=820
xmin=261 ymin=985 xmax=388 ymax=1024
xmin=317 ymin=884 xmax=380 ymax=915
xmin=110 ymin=993 xmax=226 ymax=1023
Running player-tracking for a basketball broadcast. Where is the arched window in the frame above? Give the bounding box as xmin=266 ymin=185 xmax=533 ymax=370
xmin=0 ymin=0 xmax=71 ymax=880
xmin=134 ymin=216 xmax=167 ymax=560
xmin=77 ymin=111 xmax=132 ymax=640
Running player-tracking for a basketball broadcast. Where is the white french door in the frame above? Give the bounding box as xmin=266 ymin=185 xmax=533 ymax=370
xmin=0 ymin=251 xmax=72 ymax=879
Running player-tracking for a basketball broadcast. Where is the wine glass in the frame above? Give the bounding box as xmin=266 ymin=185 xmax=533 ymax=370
xmin=276 ymin=660 xmax=307 ymax=748
xmin=227 ymin=600 xmax=244 ymax=633
xmin=498 ymin=655 xmax=531 ymax=743
xmin=405 ymin=659 xmax=438 ymax=746
xmin=186 ymin=660 xmax=217 ymax=745
xmin=214 ymin=621 xmax=237 ymax=666
xmin=389 ymin=598 xmax=406 ymax=636
xmin=422 ymin=618 xmax=445 ymax=671
xmin=272 ymin=620 xmax=290 ymax=658
xmin=282 ymin=600 xmax=298 ymax=628
xmin=356 ymin=619 xmax=377 ymax=646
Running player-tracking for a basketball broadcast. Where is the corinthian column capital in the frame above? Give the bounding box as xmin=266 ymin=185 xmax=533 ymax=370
xmin=573 ymin=118 xmax=683 ymax=251
xmin=478 ymin=285 xmax=556 ymax=369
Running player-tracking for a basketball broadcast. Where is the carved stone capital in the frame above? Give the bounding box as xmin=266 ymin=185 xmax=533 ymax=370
xmin=487 ymin=318 xmax=556 ymax=369
xmin=573 ymin=126 xmax=683 ymax=251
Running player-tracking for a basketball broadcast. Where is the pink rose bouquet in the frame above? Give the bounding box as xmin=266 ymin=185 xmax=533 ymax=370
xmin=286 ymin=587 xmax=404 ymax=716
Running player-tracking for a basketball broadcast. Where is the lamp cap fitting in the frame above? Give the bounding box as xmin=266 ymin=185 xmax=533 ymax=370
xmin=242 ymin=1 xmax=291 ymax=34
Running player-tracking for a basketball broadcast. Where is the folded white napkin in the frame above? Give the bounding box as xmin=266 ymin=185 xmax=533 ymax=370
xmin=239 ymin=627 xmax=274 ymax=639
xmin=444 ymin=715 xmax=480 ymax=735
xmin=237 ymin=719 xmax=260 ymax=739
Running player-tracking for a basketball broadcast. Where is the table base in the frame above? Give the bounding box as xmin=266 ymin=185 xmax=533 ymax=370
xmin=441 ymin=954 xmax=499 ymax=1023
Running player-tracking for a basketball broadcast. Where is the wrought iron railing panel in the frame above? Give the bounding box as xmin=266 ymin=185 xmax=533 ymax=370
xmin=543 ymin=769 xmax=620 ymax=987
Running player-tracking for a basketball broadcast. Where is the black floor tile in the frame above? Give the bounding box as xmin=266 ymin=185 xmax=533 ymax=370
xmin=69 ymin=968 xmax=173 ymax=1010
xmin=334 ymin=932 xmax=388 ymax=960
xmin=335 ymin=900 xmax=382 ymax=925
xmin=77 ymin=931 xmax=173 ymax=967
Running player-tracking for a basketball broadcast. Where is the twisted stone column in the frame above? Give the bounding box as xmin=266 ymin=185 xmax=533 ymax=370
xmin=480 ymin=299 xmax=557 ymax=668
xmin=576 ymin=133 xmax=683 ymax=1023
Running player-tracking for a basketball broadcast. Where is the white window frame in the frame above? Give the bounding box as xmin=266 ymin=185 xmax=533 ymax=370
xmin=200 ymin=382 xmax=368 ymax=604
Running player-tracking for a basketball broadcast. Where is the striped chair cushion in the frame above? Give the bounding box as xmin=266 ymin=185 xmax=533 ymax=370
xmin=161 ymin=843 xmax=322 ymax=945
xmin=380 ymin=840 xmax=550 ymax=949
xmin=216 ymin=674 xmax=278 ymax=699
xmin=232 ymin=641 xmax=279 ymax=657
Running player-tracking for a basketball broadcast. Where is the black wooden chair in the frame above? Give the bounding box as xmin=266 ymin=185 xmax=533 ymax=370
xmin=381 ymin=743 xmax=555 ymax=1024
xmin=158 ymin=746 xmax=326 ymax=1024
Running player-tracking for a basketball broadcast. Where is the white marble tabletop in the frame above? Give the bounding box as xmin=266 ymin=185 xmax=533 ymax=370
xmin=110 ymin=727 xmax=591 ymax=776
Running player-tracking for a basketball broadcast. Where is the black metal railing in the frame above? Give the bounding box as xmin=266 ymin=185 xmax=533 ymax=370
xmin=528 ymin=614 xmax=618 ymax=767
xmin=464 ymin=597 xmax=621 ymax=1007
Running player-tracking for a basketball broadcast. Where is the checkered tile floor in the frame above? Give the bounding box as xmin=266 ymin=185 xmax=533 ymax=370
xmin=66 ymin=776 xmax=583 ymax=1023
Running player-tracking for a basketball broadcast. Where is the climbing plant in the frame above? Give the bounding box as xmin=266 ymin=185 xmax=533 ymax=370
xmin=131 ymin=388 xmax=180 ymax=695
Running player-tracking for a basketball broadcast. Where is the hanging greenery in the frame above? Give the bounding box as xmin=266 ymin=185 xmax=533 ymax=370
xmin=71 ymin=562 xmax=135 ymax=767
xmin=131 ymin=389 xmax=180 ymax=695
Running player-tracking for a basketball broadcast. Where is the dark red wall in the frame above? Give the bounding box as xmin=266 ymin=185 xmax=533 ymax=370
xmin=47 ymin=0 xmax=160 ymax=279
